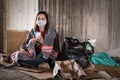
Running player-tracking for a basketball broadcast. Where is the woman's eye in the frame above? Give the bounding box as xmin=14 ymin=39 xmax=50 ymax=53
xmin=37 ymin=18 xmax=45 ymax=20
xmin=41 ymin=18 xmax=46 ymax=20
xmin=37 ymin=18 xmax=40 ymax=20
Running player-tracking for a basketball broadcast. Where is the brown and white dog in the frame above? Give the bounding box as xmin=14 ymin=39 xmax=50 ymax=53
xmin=53 ymin=60 xmax=86 ymax=80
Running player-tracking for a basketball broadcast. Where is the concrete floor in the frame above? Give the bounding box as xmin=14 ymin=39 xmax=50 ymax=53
xmin=0 ymin=53 xmax=120 ymax=80
xmin=1 ymin=64 xmax=120 ymax=80
xmin=0 ymin=53 xmax=53 ymax=80
xmin=0 ymin=65 xmax=40 ymax=80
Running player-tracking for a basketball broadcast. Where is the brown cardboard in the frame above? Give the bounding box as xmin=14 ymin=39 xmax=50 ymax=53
xmin=7 ymin=30 xmax=28 ymax=54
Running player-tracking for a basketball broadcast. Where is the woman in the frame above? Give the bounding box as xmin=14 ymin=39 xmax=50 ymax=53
xmin=5 ymin=11 xmax=59 ymax=68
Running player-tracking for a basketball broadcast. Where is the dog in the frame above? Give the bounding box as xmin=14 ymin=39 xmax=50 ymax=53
xmin=53 ymin=60 xmax=86 ymax=80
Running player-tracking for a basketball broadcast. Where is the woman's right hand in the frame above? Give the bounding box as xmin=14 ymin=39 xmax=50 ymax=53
xmin=36 ymin=36 xmax=44 ymax=44
xmin=29 ymin=38 xmax=37 ymax=43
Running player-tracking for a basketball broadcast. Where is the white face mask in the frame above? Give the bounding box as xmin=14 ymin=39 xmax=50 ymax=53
xmin=36 ymin=20 xmax=47 ymax=27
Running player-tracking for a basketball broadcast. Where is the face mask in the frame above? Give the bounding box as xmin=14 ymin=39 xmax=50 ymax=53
xmin=36 ymin=20 xmax=47 ymax=27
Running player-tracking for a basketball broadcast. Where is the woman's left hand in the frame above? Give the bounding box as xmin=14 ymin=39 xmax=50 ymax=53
xmin=51 ymin=50 xmax=58 ymax=58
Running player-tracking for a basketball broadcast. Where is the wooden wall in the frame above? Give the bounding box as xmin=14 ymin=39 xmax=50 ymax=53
xmin=108 ymin=0 xmax=120 ymax=56
xmin=3 ymin=0 xmax=38 ymax=52
xmin=0 ymin=0 xmax=3 ymax=51
xmin=3 ymin=0 xmax=38 ymax=31
xmin=2 ymin=0 xmax=120 ymax=55
xmin=39 ymin=0 xmax=120 ymax=55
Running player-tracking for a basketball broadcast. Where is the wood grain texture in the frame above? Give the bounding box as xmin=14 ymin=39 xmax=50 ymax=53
xmin=3 ymin=0 xmax=120 ymax=55
xmin=0 ymin=0 xmax=3 ymax=51
xmin=38 ymin=0 xmax=120 ymax=54
xmin=4 ymin=0 xmax=38 ymax=30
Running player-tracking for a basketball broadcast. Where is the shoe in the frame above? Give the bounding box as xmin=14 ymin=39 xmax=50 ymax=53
xmin=3 ymin=55 xmax=11 ymax=63
xmin=4 ymin=63 xmax=19 ymax=68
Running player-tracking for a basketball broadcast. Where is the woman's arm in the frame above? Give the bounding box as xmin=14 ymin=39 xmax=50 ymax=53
xmin=20 ymin=29 xmax=34 ymax=51
xmin=42 ymin=28 xmax=60 ymax=59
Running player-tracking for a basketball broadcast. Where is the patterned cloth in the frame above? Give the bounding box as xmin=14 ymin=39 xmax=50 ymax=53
xmin=11 ymin=27 xmax=59 ymax=64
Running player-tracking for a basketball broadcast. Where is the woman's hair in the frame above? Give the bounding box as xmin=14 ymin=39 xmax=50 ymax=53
xmin=34 ymin=11 xmax=49 ymax=33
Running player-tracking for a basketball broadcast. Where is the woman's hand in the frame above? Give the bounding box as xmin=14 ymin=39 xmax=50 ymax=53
xmin=29 ymin=38 xmax=37 ymax=43
xmin=36 ymin=36 xmax=44 ymax=44
xmin=51 ymin=50 xmax=58 ymax=58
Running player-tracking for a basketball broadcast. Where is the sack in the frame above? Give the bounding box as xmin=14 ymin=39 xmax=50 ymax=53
xmin=91 ymin=52 xmax=120 ymax=67
xmin=60 ymin=37 xmax=94 ymax=68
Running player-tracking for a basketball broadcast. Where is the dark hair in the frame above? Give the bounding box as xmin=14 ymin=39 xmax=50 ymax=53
xmin=34 ymin=11 xmax=49 ymax=33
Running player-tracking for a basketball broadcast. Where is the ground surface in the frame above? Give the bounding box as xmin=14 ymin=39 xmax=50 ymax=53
xmin=0 ymin=53 xmax=120 ymax=80
xmin=0 ymin=64 xmax=40 ymax=80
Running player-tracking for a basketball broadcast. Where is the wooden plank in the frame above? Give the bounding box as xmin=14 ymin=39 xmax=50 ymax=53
xmin=106 ymin=0 xmax=120 ymax=56
xmin=0 ymin=0 xmax=3 ymax=51
xmin=4 ymin=0 xmax=38 ymax=30
xmin=71 ymin=0 xmax=83 ymax=40
xmin=3 ymin=0 xmax=120 ymax=56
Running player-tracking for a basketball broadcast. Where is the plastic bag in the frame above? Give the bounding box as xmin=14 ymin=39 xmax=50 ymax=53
xmin=91 ymin=52 xmax=120 ymax=67
xmin=60 ymin=37 xmax=94 ymax=68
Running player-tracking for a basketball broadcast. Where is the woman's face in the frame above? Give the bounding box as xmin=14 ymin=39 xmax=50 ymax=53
xmin=36 ymin=14 xmax=47 ymax=31
xmin=37 ymin=14 xmax=47 ymax=21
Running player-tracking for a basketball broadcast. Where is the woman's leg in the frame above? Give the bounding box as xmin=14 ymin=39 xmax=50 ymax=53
xmin=18 ymin=53 xmax=46 ymax=68
xmin=47 ymin=58 xmax=55 ymax=69
xmin=11 ymin=50 xmax=30 ymax=63
xmin=4 ymin=50 xmax=29 ymax=68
